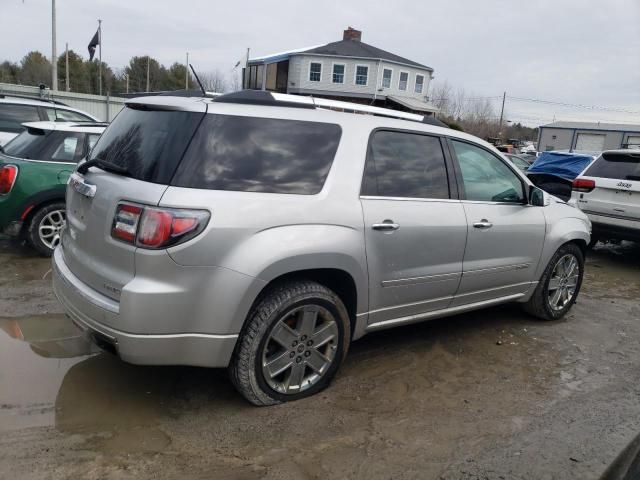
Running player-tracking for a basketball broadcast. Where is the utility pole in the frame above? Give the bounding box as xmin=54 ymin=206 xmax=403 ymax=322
xmin=146 ymin=56 xmax=150 ymax=92
xmin=51 ymin=0 xmax=58 ymax=91
xmin=98 ymin=19 xmax=102 ymax=96
xmin=125 ymin=73 xmax=129 ymax=94
xmin=185 ymin=52 xmax=189 ymax=89
xmin=498 ymin=91 xmax=506 ymax=138
xmin=65 ymin=42 xmax=69 ymax=91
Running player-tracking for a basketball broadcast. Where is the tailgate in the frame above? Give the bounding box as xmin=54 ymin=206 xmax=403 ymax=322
xmin=579 ymin=176 xmax=640 ymax=219
xmin=62 ymin=170 xmax=167 ymax=300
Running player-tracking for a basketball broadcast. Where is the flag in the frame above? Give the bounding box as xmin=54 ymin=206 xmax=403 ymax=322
xmin=88 ymin=29 xmax=100 ymax=61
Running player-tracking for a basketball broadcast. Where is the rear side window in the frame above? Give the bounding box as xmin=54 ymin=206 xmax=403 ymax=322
xmin=584 ymin=152 xmax=640 ymax=180
xmin=88 ymin=106 xmax=204 ymax=184
xmin=172 ymin=115 xmax=342 ymax=194
xmin=0 ymin=104 xmax=40 ymax=133
xmin=44 ymin=108 xmax=94 ymax=122
xmin=361 ymin=130 xmax=450 ymax=199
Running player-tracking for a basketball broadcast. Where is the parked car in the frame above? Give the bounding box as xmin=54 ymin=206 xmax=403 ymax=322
xmin=569 ymin=149 xmax=640 ymax=245
xmin=0 ymin=95 xmax=99 ymax=146
xmin=527 ymin=151 xmax=596 ymax=201
xmin=52 ymin=91 xmax=591 ymax=405
xmin=504 ymin=153 xmax=532 ymax=172
xmin=0 ymin=121 xmax=107 ymax=255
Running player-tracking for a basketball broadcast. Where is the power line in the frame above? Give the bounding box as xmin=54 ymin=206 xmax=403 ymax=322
xmin=506 ymin=96 xmax=640 ymax=115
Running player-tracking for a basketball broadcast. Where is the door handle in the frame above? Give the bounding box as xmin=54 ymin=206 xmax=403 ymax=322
xmin=372 ymin=221 xmax=400 ymax=231
xmin=473 ymin=219 xmax=493 ymax=229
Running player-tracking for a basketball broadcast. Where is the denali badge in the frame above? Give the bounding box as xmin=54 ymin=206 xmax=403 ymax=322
xmin=69 ymin=172 xmax=97 ymax=198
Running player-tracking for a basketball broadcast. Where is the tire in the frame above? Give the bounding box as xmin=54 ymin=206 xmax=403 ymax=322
xmin=587 ymin=236 xmax=599 ymax=249
xmin=27 ymin=202 xmax=66 ymax=257
xmin=523 ymin=243 xmax=584 ymax=321
xmin=229 ymin=280 xmax=351 ymax=406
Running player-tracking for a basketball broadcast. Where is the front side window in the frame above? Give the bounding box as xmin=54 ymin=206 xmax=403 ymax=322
xmin=0 ymin=104 xmax=40 ymax=133
xmin=415 ymin=74 xmax=424 ymax=94
xmin=355 ymin=65 xmax=368 ymax=86
xmin=45 ymin=108 xmax=94 ymax=122
xmin=332 ymin=64 xmax=345 ymax=84
xmin=382 ymin=69 xmax=392 ymax=88
xmin=451 ymin=140 xmax=525 ymax=203
xmin=173 ymin=115 xmax=342 ymax=195
xmin=361 ymin=130 xmax=450 ymax=199
xmin=309 ymin=62 xmax=322 ymax=82
xmin=399 ymin=72 xmax=409 ymax=91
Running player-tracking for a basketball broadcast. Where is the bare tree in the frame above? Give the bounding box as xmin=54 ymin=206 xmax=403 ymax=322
xmin=198 ymin=69 xmax=228 ymax=93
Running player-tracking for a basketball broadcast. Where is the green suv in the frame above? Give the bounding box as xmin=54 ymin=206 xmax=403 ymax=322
xmin=0 ymin=121 xmax=106 ymax=255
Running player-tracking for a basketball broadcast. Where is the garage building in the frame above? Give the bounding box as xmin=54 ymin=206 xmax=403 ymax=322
xmin=537 ymin=121 xmax=640 ymax=152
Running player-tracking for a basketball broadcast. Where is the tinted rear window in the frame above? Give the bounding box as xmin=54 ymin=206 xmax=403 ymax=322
xmin=172 ymin=115 xmax=341 ymax=194
xmin=584 ymin=152 xmax=640 ymax=180
xmin=88 ymin=106 xmax=204 ymax=183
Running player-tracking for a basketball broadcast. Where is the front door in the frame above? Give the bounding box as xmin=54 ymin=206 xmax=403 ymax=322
xmin=360 ymin=130 xmax=467 ymax=326
xmin=448 ymin=139 xmax=546 ymax=306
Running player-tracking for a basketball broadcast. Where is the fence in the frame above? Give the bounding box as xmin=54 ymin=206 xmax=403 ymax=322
xmin=0 ymin=83 xmax=126 ymax=122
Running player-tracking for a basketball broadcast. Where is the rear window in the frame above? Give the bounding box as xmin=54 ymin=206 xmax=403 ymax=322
xmin=172 ymin=115 xmax=341 ymax=194
xmin=584 ymin=152 xmax=640 ymax=180
xmin=3 ymin=128 xmax=85 ymax=163
xmin=88 ymin=106 xmax=204 ymax=184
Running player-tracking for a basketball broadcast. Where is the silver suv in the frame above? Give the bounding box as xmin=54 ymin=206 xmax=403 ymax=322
xmin=52 ymin=91 xmax=591 ymax=405
xmin=569 ymin=149 xmax=640 ymax=245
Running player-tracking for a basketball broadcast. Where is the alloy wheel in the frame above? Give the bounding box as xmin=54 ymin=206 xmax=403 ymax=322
xmin=547 ymin=253 xmax=580 ymax=311
xmin=38 ymin=209 xmax=66 ymax=250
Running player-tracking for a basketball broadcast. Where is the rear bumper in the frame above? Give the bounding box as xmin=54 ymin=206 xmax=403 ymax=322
xmin=52 ymin=247 xmax=239 ymax=367
xmin=585 ymin=212 xmax=640 ymax=241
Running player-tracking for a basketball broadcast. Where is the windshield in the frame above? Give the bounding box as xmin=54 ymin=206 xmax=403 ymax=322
xmin=3 ymin=128 xmax=54 ymax=159
xmin=88 ymin=106 xmax=204 ymax=183
xmin=584 ymin=152 xmax=640 ymax=180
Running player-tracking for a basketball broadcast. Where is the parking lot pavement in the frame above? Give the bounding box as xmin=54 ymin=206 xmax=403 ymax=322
xmin=1 ymin=237 xmax=639 ymax=480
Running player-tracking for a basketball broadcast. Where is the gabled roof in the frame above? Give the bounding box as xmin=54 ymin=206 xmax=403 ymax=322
xmin=541 ymin=121 xmax=640 ymax=133
xmin=300 ymin=40 xmax=433 ymax=71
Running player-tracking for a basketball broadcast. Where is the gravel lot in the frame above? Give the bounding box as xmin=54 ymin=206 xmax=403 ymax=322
xmin=1 ymin=237 xmax=639 ymax=480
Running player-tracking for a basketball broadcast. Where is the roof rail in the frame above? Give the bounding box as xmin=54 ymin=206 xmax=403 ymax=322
xmin=0 ymin=93 xmax=69 ymax=106
xmin=212 ymin=90 xmax=447 ymax=126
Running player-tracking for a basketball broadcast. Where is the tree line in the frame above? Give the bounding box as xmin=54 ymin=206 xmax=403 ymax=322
xmin=0 ymin=50 xmax=235 ymax=95
xmin=430 ymin=80 xmax=537 ymax=142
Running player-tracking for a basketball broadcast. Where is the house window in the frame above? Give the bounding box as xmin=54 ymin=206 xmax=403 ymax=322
xmin=415 ymin=74 xmax=424 ymax=94
xmin=332 ymin=64 xmax=345 ymax=84
xmin=399 ymin=72 xmax=409 ymax=91
xmin=355 ymin=65 xmax=368 ymax=86
xmin=382 ymin=68 xmax=392 ymax=88
xmin=309 ymin=62 xmax=322 ymax=82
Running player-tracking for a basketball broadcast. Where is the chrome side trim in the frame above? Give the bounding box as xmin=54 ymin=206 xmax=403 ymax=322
xmin=382 ymin=272 xmax=460 ymax=287
xmin=453 ymin=281 xmax=537 ymax=298
xmin=462 ymin=263 xmax=531 ymax=277
xmin=360 ymin=195 xmax=461 ymax=204
xmin=366 ymin=293 xmax=525 ymax=332
xmin=367 ymin=294 xmax=453 ymax=315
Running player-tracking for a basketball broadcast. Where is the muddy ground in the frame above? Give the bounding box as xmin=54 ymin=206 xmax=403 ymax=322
xmin=0 ymin=237 xmax=639 ymax=480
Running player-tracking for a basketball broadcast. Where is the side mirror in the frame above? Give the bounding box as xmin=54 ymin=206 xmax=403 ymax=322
xmin=529 ymin=186 xmax=546 ymax=207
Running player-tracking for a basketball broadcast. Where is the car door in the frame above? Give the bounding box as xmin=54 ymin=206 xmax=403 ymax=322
xmin=360 ymin=130 xmax=467 ymax=326
xmin=448 ymin=139 xmax=546 ymax=307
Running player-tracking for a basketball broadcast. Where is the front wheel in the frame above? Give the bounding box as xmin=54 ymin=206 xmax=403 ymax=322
xmin=229 ymin=281 xmax=350 ymax=406
xmin=523 ymin=243 xmax=585 ymax=321
xmin=27 ymin=202 xmax=66 ymax=257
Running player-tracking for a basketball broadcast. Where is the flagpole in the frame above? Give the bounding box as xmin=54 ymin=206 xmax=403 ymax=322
xmin=51 ymin=0 xmax=58 ymax=91
xmin=98 ymin=19 xmax=102 ymax=96
xmin=65 ymin=42 xmax=69 ymax=91
xmin=185 ymin=52 xmax=189 ymax=90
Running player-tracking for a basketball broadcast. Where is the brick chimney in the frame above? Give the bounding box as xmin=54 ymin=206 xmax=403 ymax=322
xmin=343 ymin=27 xmax=362 ymax=42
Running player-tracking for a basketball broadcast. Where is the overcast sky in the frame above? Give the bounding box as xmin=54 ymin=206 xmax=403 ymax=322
xmin=2 ymin=0 xmax=639 ymax=126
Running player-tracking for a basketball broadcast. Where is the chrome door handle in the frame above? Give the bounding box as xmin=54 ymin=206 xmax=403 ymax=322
xmin=372 ymin=221 xmax=400 ymax=231
xmin=473 ymin=219 xmax=493 ymax=229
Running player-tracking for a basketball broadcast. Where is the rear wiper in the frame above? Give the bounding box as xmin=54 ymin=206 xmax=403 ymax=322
xmin=77 ymin=157 xmax=130 ymax=175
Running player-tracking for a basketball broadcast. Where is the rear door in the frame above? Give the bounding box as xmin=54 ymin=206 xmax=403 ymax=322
xmin=577 ymin=151 xmax=640 ymax=220
xmin=448 ymin=139 xmax=545 ymax=306
xmin=61 ymin=104 xmax=205 ymax=300
xmin=360 ymin=130 xmax=467 ymax=326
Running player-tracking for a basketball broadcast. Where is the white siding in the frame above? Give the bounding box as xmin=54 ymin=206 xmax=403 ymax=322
xmin=288 ymin=55 xmax=432 ymax=101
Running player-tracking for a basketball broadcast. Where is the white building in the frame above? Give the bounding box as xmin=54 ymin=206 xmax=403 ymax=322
xmin=244 ymin=27 xmax=438 ymax=115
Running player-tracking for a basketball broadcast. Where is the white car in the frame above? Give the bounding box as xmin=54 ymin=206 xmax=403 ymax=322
xmin=569 ymin=149 xmax=640 ymax=245
xmin=0 ymin=95 xmax=99 ymax=146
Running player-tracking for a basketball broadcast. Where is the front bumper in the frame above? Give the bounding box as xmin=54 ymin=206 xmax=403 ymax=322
xmin=52 ymin=247 xmax=239 ymax=368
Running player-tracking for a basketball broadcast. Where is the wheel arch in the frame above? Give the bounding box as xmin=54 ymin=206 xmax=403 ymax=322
xmin=18 ymin=189 xmax=66 ymax=235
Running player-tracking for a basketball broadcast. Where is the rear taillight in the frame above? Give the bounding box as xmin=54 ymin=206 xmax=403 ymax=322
xmin=572 ymin=178 xmax=596 ymax=193
xmin=111 ymin=203 xmax=209 ymax=249
xmin=0 ymin=165 xmax=18 ymax=195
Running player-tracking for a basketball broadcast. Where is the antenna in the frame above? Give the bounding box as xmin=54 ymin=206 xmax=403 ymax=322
xmin=189 ymin=64 xmax=206 ymax=96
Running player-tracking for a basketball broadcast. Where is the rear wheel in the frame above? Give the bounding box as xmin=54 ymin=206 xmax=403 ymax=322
xmin=523 ymin=243 xmax=584 ymax=321
xmin=229 ymin=281 xmax=350 ymax=406
xmin=27 ymin=202 xmax=66 ymax=257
